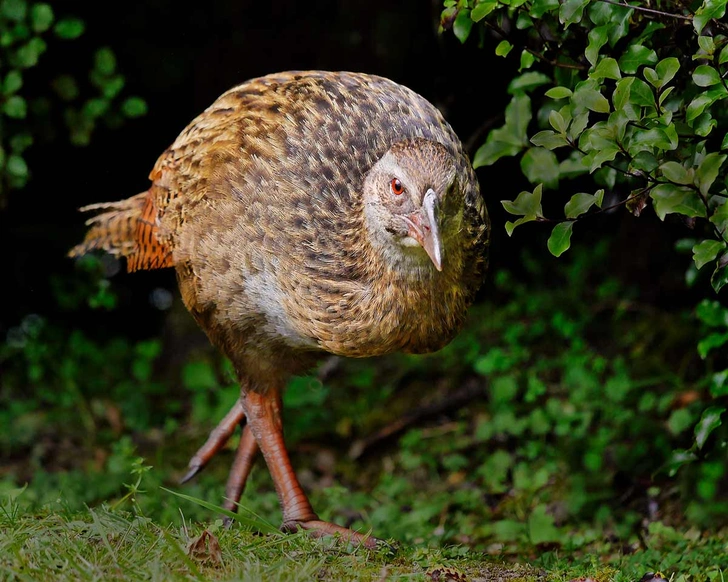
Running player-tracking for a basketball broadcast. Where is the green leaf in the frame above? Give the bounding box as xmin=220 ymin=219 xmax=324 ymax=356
xmin=585 ymin=25 xmax=608 ymax=66
xmin=528 ymin=504 xmax=560 ymax=545
xmin=569 ymin=111 xmax=590 ymax=139
xmin=519 ymin=50 xmax=535 ymax=71
xmin=547 ymin=222 xmax=574 ymax=257
xmin=471 ymin=1 xmax=498 ymax=21
xmin=612 ymin=77 xmax=634 ymax=111
xmin=548 ymin=109 xmax=567 ymax=134
xmin=693 ymin=65 xmax=722 ymax=87
xmin=643 ymin=67 xmax=659 ymax=88
xmin=698 ymin=35 xmax=715 ymax=55
xmin=121 ymin=96 xmax=148 ymax=118
xmin=473 ymin=139 xmax=522 ymax=168
xmin=54 ymin=17 xmax=85 ymax=39
xmin=660 ymin=161 xmax=692 ymax=185
xmin=99 ymin=75 xmax=125 ymax=99
xmin=3 ymin=70 xmax=22 ymax=94
xmin=629 ymin=127 xmax=676 ymax=154
xmin=591 ymin=57 xmax=621 ymax=80
xmin=695 ymin=116 xmax=716 ymax=139
xmin=607 ymin=110 xmax=629 ymax=142
xmin=695 ymin=407 xmax=725 ymax=450
xmin=559 ymin=0 xmax=588 ymax=26
xmin=618 ymin=44 xmax=658 ymax=74
xmin=30 ymin=3 xmax=53 ymax=32
xmin=712 ymin=255 xmax=728 ymax=293
xmin=6 ymin=154 xmax=28 ymax=178
xmin=502 ymin=184 xmax=543 ymax=217
xmin=712 ymin=370 xmax=728 ymax=397
xmin=564 ymin=192 xmax=597 ymax=218
xmin=694 ymin=0 xmax=727 ymax=34
xmin=9 ymin=132 xmax=32 ymax=153
xmin=594 ymin=189 xmax=604 ymax=207
xmin=13 ymin=37 xmax=46 ymax=68
xmin=573 ymin=83 xmax=610 ymax=113
xmin=530 ymin=130 xmax=569 ymax=150
xmin=583 ymin=145 xmax=620 ymax=173
xmin=82 ymin=97 xmax=109 ymax=119
xmin=545 ymin=86 xmax=572 ymax=100
xmin=650 ymin=184 xmax=707 ymax=221
xmin=530 ymin=0 xmax=559 ymax=18
xmin=496 ymin=40 xmax=513 ymax=57
xmin=473 ymin=94 xmax=531 ymax=167
xmin=505 ymin=215 xmax=537 ymax=236
xmin=686 ymin=88 xmax=727 ymax=123
xmin=710 ymin=200 xmax=728 ymax=235
xmin=658 ymin=86 xmax=676 ymax=107
xmin=453 ymin=9 xmax=473 ymax=43
xmin=1 ymin=0 xmax=27 ymax=21
xmin=560 ymin=154 xmax=590 ymax=179
xmin=521 ymin=147 xmax=559 ymax=188
xmin=629 ymin=78 xmax=656 ymax=108
xmin=696 ymin=153 xmax=726 ymax=197
xmin=693 ymin=240 xmax=726 ymax=269
xmin=3 ymin=95 xmax=26 ymax=118
xmin=696 ymin=298 xmax=728 ymax=327
xmin=699 ymin=331 xmax=728 ymax=358
xmin=94 ymin=47 xmax=117 ymax=76
xmin=665 ymin=449 xmax=697 ymax=477
xmin=508 ymin=71 xmax=550 ymax=94
xmin=655 ymin=57 xmax=680 ymax=87
xmin=720 ymin=44 xmax=728 ymax=66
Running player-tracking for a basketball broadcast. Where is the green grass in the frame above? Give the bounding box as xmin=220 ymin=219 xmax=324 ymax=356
xmin=1 ymin=486 xmax=726 ymax=581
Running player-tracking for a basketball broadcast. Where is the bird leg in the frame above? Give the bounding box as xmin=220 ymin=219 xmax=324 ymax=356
xmin=180 ymin=400 xmax=246 ymax=483
xmin=222 ymin=424 xmax=258 ymax=514
xmin=242 ymin=387 xmax=378 ymax=548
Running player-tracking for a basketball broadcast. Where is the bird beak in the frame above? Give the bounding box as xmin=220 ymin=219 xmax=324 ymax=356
xmin=405 ymin=189 xmax=444 ymax=271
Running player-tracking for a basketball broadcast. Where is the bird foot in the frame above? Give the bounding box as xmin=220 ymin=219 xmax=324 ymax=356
xmin=283 ymin=519 xmax=381 ymax=549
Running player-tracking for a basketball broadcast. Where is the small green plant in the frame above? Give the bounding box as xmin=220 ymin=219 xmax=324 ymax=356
xmin=0 ymin=0 xmax=146 ymax=203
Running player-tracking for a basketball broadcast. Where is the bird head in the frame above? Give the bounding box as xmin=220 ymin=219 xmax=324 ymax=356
xmin=363 ymin=138 xmax=462 ymax=273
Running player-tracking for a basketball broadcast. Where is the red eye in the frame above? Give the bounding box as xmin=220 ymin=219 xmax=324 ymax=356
xmin=390 ymin=178 xmax=404 ymax=195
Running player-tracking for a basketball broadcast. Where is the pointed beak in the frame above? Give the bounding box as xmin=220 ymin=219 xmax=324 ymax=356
xmin=404 ymin=188 xmax=444 ymax=271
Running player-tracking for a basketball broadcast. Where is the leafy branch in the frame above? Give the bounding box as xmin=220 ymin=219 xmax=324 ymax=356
xmin=441 ymin=0 xmax=728 ymax=292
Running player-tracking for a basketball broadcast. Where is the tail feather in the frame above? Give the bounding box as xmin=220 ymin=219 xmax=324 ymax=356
xmin=69 ymin=191 xmax=174 ymax=272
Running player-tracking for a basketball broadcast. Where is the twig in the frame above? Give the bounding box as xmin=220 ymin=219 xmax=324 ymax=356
xmin=597 ymin=0 xmax=692 ymax=21
xmin=347 ymin=379 xmax=486 ymax=460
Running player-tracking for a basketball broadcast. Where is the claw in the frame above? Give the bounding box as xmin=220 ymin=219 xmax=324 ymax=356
xmin=179 ymin=464 xmax=203 ymax=484
xmin=180 ymin=400 xmax=245 ymax=483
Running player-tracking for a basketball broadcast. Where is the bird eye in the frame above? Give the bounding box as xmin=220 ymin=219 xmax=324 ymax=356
xmin=390 ymin=178 xmax=404 ymax=195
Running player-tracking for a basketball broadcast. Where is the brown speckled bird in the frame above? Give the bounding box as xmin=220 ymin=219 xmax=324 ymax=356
xmin=70 ymin=71 xmax=489 ymax=546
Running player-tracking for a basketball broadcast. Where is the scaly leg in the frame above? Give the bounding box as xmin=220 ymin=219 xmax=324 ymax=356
xmin=180 ymin=400 xmax=246 ymax=483
xmin=242 ymin=387 xmax=378 ymax=548
xmin=222 ymin=424 xmax=258 ymax=514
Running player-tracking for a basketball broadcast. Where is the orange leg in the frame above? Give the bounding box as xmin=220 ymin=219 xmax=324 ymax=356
xmin=180 ymin=400 xmax=246 ymax=484
xmin=222 ymin=424 xmax=258 ymax=513
xmin=242 ymin=388 xmax=379 ymax=548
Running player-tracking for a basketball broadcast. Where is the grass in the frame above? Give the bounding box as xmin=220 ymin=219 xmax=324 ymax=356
xmin=0 ymin=495 xmax=536 ymax=582
xmin=1 ymin=468 xmax=726 ymax=581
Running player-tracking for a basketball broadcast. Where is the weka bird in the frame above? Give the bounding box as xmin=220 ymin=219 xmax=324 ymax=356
xmin=70 ymin=71 xmax=489 ymax=546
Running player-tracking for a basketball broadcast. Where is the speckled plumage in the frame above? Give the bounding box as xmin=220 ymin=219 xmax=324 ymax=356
xmin=71 ymin=71 xmax=489 ymax=544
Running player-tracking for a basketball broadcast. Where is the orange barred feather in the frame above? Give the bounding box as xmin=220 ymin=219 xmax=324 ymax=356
xmin=68 ymin=190 xmax=174 ymax=272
